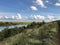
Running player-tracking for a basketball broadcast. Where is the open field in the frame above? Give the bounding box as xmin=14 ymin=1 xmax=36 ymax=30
xmin=0 ymin=22 xmax=32 ymax=26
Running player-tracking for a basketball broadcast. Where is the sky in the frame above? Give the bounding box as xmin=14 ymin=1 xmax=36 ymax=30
xmin=0 ymin=0 xmax=60 ymax=21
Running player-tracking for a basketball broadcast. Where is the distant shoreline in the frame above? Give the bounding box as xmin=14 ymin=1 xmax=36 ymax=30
xmin=0 ymin=22 xmax=32 ymax=26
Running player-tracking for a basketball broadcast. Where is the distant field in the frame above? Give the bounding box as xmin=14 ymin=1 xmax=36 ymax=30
xmin=0 ymin=22 xmax=32 ymax=26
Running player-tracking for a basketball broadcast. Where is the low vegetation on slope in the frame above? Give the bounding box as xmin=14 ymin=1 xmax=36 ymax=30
xmin=0 ymin=21 xmax=58 ymax=45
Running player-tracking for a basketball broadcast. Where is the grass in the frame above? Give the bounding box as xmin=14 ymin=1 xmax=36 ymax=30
xmin=0 ymin=21 xmax=58 ymax=45
xmin=0 ymin=22 xmax=32 ymax=26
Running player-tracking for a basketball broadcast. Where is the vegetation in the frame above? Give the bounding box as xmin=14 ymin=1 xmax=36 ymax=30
xmin=0 ymin=20 xmax=59 ymax=45
xmin=0 ymin=22 xmax=32 ymax=26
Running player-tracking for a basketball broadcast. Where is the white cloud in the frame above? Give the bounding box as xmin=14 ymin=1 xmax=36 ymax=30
xmin=4 ymin=16 xmax=9 ymax=19
xmin=47 ymin=15 xmax=55 ymax=20
xmin=30 ymin=15 xmax=57 ymax=21
xmin=59 ymin=0 xmax=60 ymax=2
xmin=11 ymin=16 xmax=15 ymax=19
xmin=34 ymin=0 xmax=47 ymax=8
xmin=46 ymin=0 xmax=49 ymax=3
xmin=30 ymin=15 xmax=45 ymax=20
xmin=36 ymin=15 xmax=45 ymax=20
xmin=55 ymin=3 xmax=60 ymax=6
xmin=30 ymin=6 xmax=38 ymax=11
xmin=0 ymin=16 xmax=3 ymax=19
xmin=16 ymin=13 xmax=22 ymax=19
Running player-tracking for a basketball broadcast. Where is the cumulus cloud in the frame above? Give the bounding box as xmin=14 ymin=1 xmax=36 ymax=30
xmin=11 ymin=16 xmax=15 ymax=19
xmin=30 ymin=6 xmax=38 ymax=11
xmin=47 ymin=15 xmax=55 ymax=20
xmin=34 ymin=0 xmax=47 ymax=8
xmin=0 ymin=16 xmax=3 ymax=19
xmin=55 ymin=3 xmax=60 ymax=6
xmin=15 ymin=13 xmax=22 ymax=19
xmin=59 ymin=0 xmax=60 ymax=2
xmin=30 ymin=15 xmax=45 ymax=20
xmin=4 ymin=16 xmax=9 ymax=19
xmin=30 ymin=15 xmax=57 ymax=22
xmin=46 ymin=0 xmax=49 ymax=3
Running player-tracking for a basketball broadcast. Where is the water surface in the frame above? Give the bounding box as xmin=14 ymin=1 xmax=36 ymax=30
xmin=0 ymin=24 xmax=27 ymax=31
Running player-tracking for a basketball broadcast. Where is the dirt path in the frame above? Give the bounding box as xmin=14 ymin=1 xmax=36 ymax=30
xmin=0 ymin=41 xmax=6 ymax=45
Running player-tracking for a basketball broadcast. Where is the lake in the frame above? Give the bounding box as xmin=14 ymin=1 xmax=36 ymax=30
xmin=0 ymin=24 xmax=27 ymax=31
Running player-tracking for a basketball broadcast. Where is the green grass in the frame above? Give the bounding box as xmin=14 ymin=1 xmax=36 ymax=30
xmin=0 ymin=22 xmax=32 ymax=26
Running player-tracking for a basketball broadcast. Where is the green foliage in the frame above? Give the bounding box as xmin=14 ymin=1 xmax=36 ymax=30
xmin=27 ymin=21 xmax=45 ymax=29
xmin=0 ymin=32 xmax=4 ymax=40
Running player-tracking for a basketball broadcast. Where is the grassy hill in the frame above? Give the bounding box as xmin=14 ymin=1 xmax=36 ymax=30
xmin=0 ymin=21 xmax=59 ymax=45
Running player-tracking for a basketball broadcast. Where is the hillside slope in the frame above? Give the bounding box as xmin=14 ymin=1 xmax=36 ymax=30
xmin=0 ymin=22 xmax=58 ymax=45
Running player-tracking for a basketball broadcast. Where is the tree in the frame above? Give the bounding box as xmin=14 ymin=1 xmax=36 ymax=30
xmin=0 ymin=32 xmax=4 ymax=41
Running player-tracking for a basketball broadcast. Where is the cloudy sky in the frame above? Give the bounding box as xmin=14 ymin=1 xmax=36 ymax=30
xmin=0 ymin=0 xmax=60 ymax=21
